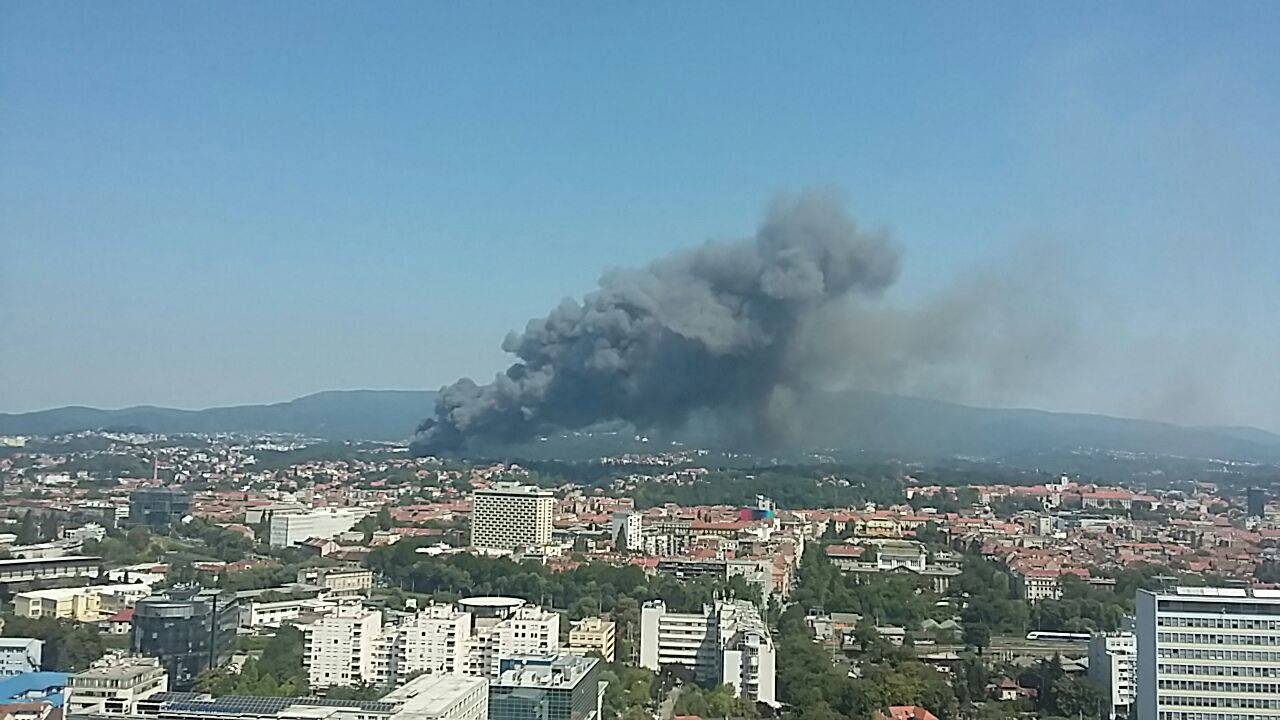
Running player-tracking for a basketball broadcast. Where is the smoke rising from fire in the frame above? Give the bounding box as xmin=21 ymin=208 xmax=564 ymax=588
xmin=413 ymin=190 xmax=899 ymax=453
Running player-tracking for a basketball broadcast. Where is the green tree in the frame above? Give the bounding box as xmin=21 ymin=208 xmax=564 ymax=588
xmin=963 ymin=622 xmax=991 ymax=654
xmin=1051 ymin=675 xmax=1105 ymax=719
xmin=126 ymin=526 xmax=152 ymax=551
xmin=16 ymin=512 xmax=38 ymax=545
xmin=2 ymin=616 xmax=104 ymax=671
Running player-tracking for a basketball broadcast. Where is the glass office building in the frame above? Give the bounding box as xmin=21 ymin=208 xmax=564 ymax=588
xmin=131 ymin=587 xmax=239 ymax=689
xmin=129 ymin=488 xmax=192 ymax=529
xmin=488 ymin=655 xmax=603 ymax=720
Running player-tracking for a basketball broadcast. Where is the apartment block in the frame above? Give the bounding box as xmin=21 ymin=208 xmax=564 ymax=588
xmin=0 ymin=639 xmax=42 ymax=677
xmin=1089 ymin=631 xmax=1137 ymax=720
xmin=470 ymin=483 xmax=553 ymax=551
xmin=301 ymin=596 xmax=561 ymax=690
xmin=462 ymin=597 xmax=560 ymax=678
xmin=610 ymin=512 xmax=643 ymax=552
xmin=639 ymin=599 xmax=777 ymax=706
xmin=393 ymin=604 xmax=471 ymax=678
xmin=302 ymin=604 xmax=385 ymax=689
xmin=567 ymin=617 xmax=616 ymax=663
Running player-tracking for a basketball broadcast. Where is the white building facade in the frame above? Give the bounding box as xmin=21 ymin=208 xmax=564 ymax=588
xmin=470 ymin=483 xmax=553 ymax=551
xmin=611 ymin=511 xmax=643 ymax=552
xmin=1089 ymin=631 xmax=1137 ymax=719
xmin=1136 ymin=586 xmax=1280 ymax=720
xmin=640 ymin=599 xmax=777 ymax=706
xmin=467 ymin=602 xmax=560 ymax=678
xmin=269 ymin=508 xmax=368 ymax=548
xmin=64 ymin=656 xmax=169 ymax=716
xmin=302 ymin=605 xmax=385 ymax=688
xmin=302 ymin=597 xmax=561 ymax=689
xmin=394 ymin=605 xmax=472 ymax=678
xmin=0 ymin=639 xmax=42 ymax=676
xmin=380 ymin=674 xmax=488 ymax=720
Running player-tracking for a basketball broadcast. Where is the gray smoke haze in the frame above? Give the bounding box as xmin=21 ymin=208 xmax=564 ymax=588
xmin=787 ymin=245 xmax=1080 ymax=409
xmin=413 ymin=190 xmax=900 ymax=453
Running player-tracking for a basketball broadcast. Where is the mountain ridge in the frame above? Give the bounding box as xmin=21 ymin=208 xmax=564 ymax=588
xmin=3 ymin=389 xmax=1279 ymax=464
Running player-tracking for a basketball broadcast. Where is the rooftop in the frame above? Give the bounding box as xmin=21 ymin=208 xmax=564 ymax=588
xmin=71 ymin=658 xmax=163 ymax=682
xmin=458 ymin=596 xmax=524 ymax=609
xmin=1161 ymin=586 xmax=1280 ymax=599
xmin=0 ymin=673 xmax=68 ymax=707
xmin=495 ymin=654 xmax=598 ymax=689
xmin=0 ymin=556 xmax=100 ymax=567
xmin=380 ymin=674 xmax=485 ymax=715
xmin=477 ymin=482 xmax=552 ymax=497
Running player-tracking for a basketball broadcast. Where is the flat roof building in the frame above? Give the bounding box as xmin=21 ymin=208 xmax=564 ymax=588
xmin=0 ymin=557 xmax=102 ymax=588
xmin=488 ymin=655 xmax=602 ymax=720
xmin=269 ymin=509 xmax=368 ymax=549
xmin=64 ymin=657 xmax=168 ymax=717
xmin=567 ymin=618 xmax=616 ymax=663
xmin=640 ymin=599 xmax=776 ymax=707
xmin=1136 ymin=586 xmax=1280 ymax=720
xmin=0 ymin=641 xmax=42 ymax=678
xmin=64 ymin=672 xmax=485 ymax=720
xmin=131 ymin=588 xmax=239 ymax=690
xmin=128 ymin=490 xmax=191 ymax=530
xmin=470 ymin=483 xmax=553 ymax=551
xmin=1088 ymin=631 xmax=1136 ymax=720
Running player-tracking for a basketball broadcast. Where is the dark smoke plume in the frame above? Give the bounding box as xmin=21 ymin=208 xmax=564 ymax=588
xmin=413 ymin=190 xmax=899 ymax=453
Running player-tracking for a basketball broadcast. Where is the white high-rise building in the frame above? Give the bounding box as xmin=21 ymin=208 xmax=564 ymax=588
xmin=611 ymin=511 xmax=643 ymax=552
xmin=1089 ymin=631 xmax=1137 ymax=719
xmin=303 ymin=605 xmax=385 ymax=688
xmin=640 ymin=599 xmax=777 ymax=707
xmin=461 ymin=597 xmax=560 ymax=678
xmin=394 ymin=604 xmax=472 ymax=678
xmin=470 ymin=483 xmax=553 ymax=551
xmin=1136 ymin=586 xmax=1280 ymax=720
xmin=304 ymin=597 xmax=563 ymax=689
xmin=270 ymin=508 xmax=369 ymax=548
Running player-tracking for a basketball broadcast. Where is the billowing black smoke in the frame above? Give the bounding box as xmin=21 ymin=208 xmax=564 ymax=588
xmin=413 ymin=190 xmax=900 ymax=454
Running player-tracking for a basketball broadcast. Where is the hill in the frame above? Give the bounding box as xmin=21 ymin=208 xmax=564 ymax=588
xmin=799 ymin=389 xmax=1280 ymax=464
xmin=0 ymin=390 xmax=438 ymax=441
xmin=4 ymin=389 xmax=1280 ymax=465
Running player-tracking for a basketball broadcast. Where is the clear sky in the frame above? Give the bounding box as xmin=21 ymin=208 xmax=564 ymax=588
xmin=2 ymin=2 xmax=1278 ymax=430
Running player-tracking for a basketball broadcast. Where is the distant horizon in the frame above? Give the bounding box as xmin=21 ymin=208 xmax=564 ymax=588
xmin=7 ymin=385 xmax=1279 ymax=436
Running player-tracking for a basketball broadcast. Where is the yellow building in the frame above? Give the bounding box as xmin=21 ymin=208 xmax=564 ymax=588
xmin=567 ymin=616 xmax=616 ymax=662
xmin=859 ymin=517 xmax=902 ymax=538
xmin=14 ymin=584 xmax=151 ymax=622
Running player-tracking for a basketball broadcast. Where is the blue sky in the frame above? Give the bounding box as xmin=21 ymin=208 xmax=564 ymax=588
xmin=2 ymin=2 xmax=1278 ymax=429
